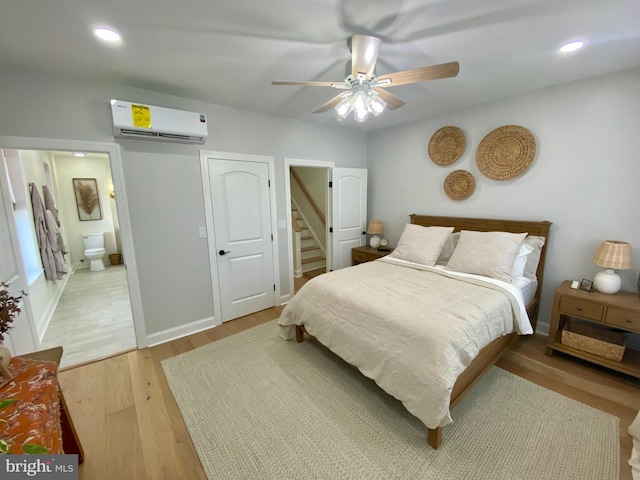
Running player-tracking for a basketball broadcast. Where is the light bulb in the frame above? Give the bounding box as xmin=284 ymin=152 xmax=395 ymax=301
xmin=368 ymin=97 xmax=387 ymax=116
xmin=354 ymin=109 xmax=369 ymax=122
xmin=335 ymin=98 xmax=352 ymax=119
xmin=352 ymin=92 xmax=368 ymax=113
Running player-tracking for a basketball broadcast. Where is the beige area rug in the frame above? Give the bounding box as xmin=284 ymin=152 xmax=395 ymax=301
xmin=161 ymin=321 xmax=619 ymax=480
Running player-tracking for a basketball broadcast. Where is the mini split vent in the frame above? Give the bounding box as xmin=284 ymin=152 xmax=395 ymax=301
xmin=110 ymin=100 xmax=208 ymax=144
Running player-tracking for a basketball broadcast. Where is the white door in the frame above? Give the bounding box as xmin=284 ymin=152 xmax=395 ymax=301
xmin=331 ymin=168 xmax=368 ymax=270
xmin=0 ymin=152 xmax=38 ymax=354
xmin=207 ymin=157 xmax=276 ymax=321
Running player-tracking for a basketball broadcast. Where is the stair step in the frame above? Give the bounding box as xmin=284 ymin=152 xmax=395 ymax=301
xmin=302 ymin=255 xmax=325 ymax=264
xmin=301 ymin=236 xmax=313 ymax=241
xmin=301 ymin=246 xmax=319 ymax=252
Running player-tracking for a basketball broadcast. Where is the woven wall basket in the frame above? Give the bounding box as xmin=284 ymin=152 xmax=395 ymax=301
xmin=444 ymin=170 xmax=475 ymax=200
xmin=476 ymin=125 xmax=536 ymax=180
xmin=428 ymin=126 xmax=466 ymax=166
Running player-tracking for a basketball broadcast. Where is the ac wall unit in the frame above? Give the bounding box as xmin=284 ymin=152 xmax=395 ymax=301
xmin=110 ymin=100 xmax=208 ymax=144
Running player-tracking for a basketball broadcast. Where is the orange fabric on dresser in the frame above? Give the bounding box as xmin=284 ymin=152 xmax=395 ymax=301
xmin=0 ymin=356 xmax=63 ymax=454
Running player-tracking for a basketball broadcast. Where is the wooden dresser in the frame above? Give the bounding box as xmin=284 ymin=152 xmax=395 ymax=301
xmin=546 ymin=280 xmax=640 ymax=378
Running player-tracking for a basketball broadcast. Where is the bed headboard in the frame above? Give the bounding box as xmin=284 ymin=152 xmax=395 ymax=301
xmin=409 ymin=214 xmax=552 ymax=325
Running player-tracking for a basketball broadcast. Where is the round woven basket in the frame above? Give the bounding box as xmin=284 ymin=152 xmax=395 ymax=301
xmin=428 ymin=126 xmax=466 ymax=166
xmin=443 ymin=170 xmax=475 ymax=200
xmin=476 ymin=125 xmax=536 ymax=180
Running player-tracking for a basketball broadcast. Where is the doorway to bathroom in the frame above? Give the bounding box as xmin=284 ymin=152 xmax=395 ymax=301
xmin=2 ymin=147 xmax=137 ymax=368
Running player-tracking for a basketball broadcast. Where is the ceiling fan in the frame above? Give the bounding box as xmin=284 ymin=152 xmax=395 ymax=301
xmin=272 ymin=34 xmax=459 ymax=122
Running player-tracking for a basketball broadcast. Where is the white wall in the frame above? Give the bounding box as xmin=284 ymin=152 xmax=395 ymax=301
xmin=0 ymin=67 xmax=367 ymax=338
xmin=367 ymin=67 xmax=640 ymax=333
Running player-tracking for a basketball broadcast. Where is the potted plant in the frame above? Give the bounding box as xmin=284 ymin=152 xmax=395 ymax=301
xmin=0 ymin=282 xmax=27 ymax=369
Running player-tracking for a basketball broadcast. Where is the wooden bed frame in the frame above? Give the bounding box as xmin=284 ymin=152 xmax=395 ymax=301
xmin=295 ymin=214 xmax=552 ymax=449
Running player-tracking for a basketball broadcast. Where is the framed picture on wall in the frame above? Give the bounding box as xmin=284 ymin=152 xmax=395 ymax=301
xmin=73 ymin=178 xmax=102 ymax=221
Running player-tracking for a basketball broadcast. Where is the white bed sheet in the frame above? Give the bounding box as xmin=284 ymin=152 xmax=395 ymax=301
xmin=512 ymin=276 xmax=537 ymax=306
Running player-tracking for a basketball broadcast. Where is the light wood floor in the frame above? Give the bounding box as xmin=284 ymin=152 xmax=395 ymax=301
xmin=41 ymin=265 xmax=136 ymax=368
xmin=57 ymin=288 xmax=640 ymax=479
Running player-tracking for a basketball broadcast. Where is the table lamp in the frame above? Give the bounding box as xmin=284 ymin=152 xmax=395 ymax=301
xmin=592 ymin=240 xmax=632 ymax=294
xmin=367 ymin=220 xmax=383 ymax=248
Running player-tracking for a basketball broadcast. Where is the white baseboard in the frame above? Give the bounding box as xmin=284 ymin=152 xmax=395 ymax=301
xmin=37 ymin=275 xmax=69 ymax=343
xmin=145 ymin=316 xmax=219 ymax=347
xmin=279 ymin=293 xmax=292 ymax=305
xmin=536 ymin=321 xmax=550 ymax=336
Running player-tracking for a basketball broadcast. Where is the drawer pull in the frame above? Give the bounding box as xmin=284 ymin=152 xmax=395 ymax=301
xmin=576 ymin=307 xmax=583 ymax=311
xmin=627 ymin=318 xmax=633 ymax=323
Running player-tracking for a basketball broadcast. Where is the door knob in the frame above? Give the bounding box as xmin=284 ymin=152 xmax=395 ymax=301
xmin=219 ymin=250 xmax=231 ymax=256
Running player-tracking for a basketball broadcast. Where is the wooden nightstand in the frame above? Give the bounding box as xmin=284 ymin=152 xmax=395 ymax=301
xmin=352 ymin=245 xmax=393 ymax=266
xmin=546 ymin=280 xmax=640 ymax=378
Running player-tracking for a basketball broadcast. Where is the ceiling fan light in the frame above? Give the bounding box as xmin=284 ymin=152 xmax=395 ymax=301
xmin=354 ymin=109 xmax=369 ymax=122
xmin=335 ymin=98 xmax=352 ymax=118
xmin=369 ymin=97 xmax=387 ymax=116
xmin=353 ymin=94 xmax=369 ymax=113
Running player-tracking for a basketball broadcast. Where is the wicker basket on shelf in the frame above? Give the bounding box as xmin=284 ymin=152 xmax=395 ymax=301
xmin=561 ymin=319 xmax=626 ymax=362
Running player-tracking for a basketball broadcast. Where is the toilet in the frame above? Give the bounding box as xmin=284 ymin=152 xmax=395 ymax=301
xmin=82 ymin=233 xmax=106 ymax=272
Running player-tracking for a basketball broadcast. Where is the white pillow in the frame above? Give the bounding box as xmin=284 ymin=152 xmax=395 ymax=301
xmin=511 ymin=243 xmax=535 ymax=278
xmin=446 ymin=230 xmax=527 ymax=283
xmin=522 ymin=235 xmax=546 ymax=281
xmin=389 ymin=224 xmax=454 ymax=266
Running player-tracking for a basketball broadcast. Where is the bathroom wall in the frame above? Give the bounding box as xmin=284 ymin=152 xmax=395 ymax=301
xmin=52 ymin=153 xmax=118 ymax=269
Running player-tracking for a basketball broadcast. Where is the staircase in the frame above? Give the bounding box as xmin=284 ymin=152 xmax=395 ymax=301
xmin=291 ymin=204 xmax=326 ymax=274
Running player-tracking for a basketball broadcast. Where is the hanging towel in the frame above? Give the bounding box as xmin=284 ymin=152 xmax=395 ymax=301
xmin=42 ymin=185 xmax=60 ymax=227
xmin=45 ymin=210 xmax=67 ymax=276
xmin=42 ymin=185 xmax=68 ymax=257
xmin=30 ymin=183 xmax=66 ymax=282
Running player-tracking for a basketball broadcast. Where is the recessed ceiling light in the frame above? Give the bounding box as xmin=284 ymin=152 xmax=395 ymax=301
xmin=93 ymin=27 xmax=121 ymax=43
xmin=559 ymin=40 xmax=585 ymax=53
xmin=74 ymin=152 xmax=85 ymax=157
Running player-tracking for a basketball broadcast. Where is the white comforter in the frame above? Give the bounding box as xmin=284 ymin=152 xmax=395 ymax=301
xmin=278 ymin=257 xmax=531 ymax=429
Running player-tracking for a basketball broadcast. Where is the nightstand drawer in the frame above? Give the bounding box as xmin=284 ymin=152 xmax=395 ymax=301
xmin=352 ymin=251 xmax=369 ymax=264
xmin=606 ymin=307 xmax=640 ymax=333
xmin=559 ymin=297 xmax=604 ymax=322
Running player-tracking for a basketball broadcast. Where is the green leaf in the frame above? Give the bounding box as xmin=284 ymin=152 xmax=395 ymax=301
xmin=22 ymin=444 xmax=48 ymax=454
xmin=0 ymin=440 xmax=9 ymax=454
xmin=0 ymin=399 xmax=15 ymax=410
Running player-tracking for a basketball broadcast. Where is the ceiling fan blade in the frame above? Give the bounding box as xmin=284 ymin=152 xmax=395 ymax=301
xmin=351 ymin=35 xmax=382 ymax=79
xmin=313 ymin=93 xmax=348 ymax=114
xmin=373 ymin=88 xmax=406 ymax=111
xmin=376 ymin=61 xmax=460 ymax=87
xmin=271 ymin=80 xmax=339 ymax=87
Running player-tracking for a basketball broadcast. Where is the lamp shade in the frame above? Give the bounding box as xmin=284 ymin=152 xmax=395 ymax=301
xmin=592 ymin=240 xmax=632 ymax=270
xmin=367 ymin=220 xmax=383 ymax=235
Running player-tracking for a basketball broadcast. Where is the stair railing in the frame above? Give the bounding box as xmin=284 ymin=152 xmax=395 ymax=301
xmin=292 ymin=213 xmax=302 ymax=277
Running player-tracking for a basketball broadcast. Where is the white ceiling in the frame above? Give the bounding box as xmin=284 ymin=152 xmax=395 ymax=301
xmin=1 ymin=0 xmax=639 ymax=131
